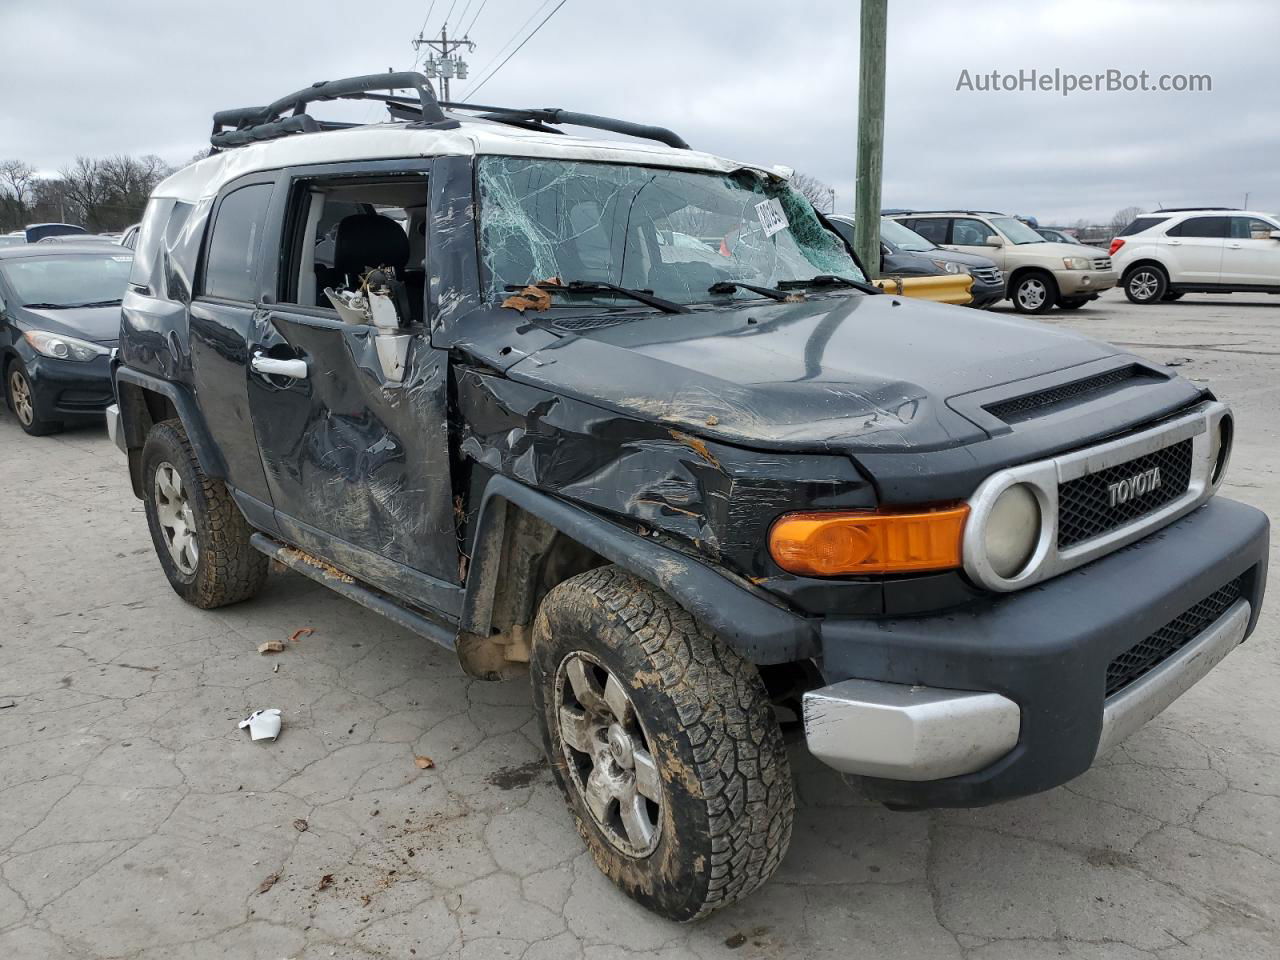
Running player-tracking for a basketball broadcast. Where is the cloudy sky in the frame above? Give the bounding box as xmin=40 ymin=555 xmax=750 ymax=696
xmin=1 ymin=0 xmax=1275 ymax=224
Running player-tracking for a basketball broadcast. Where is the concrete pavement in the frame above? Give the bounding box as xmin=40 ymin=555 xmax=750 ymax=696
xmin=1 ymin=290 xmax=1278 ymax=959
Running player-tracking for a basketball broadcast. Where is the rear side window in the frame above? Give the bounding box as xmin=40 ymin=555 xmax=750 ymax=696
xmin=1117 ymin=216 xmax=1168 ymax=237
xmin=906 ymin=218 xmax=948 ymax=245
xmin=1230 ymin=217 xmax=1277 ymax=239
xmin=203 ymin=183 xmax=273 ymax=301
xmin=1167 ymin=216 xmax=1227 ymax=239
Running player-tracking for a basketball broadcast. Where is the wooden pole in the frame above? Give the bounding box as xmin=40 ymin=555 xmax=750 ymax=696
xmin=853 ymin=0 xmax=887 ymax=279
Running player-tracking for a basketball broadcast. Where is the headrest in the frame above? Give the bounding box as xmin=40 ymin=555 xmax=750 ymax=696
xmin=332 ymin=214 xmax=410 ymax=277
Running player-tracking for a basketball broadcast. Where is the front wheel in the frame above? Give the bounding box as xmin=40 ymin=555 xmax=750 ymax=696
xmin=531 ymin=566 xmax=794 ymax=921
xmin=5 ymin=360 xmax=61 ymax=436
xmin=1011 ymin=272 xmax=1058 ymax=314
xmin=141 ymin=419 xmax=268 ymax=608
xmin=1123 ymin=265 xmax=1168 ymax=304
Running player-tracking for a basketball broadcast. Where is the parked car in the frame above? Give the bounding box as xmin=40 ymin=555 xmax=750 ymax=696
xmin=1111 ymin=208 xmax=1280 ymax=304
xmin=23 ymin=223 xmax=87 ymax=244
xmin=110 ymin=71 xmax=1268 ymax=921
xmin=0 ymin=244 xmax=131 ymax=435
xmin=37 ymin=234 xmax=128 ymax=246
xmin=0 ymin=235 xmax=25 ymax=248
xmin=828 ymin=215 xmax=1005 ymax=307
xmin=119 ymin=223 xmax=141 ymax=249
xmin=890 ymin=210 xmax=1117 ymax=313
xmin=1037 ymin=227 xmax=1084 ymax=245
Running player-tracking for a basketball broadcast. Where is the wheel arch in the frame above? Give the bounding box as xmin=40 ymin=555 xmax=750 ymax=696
xmin=115 ymin=366 xmax=227 ymax=499
xmin=1006 ymin=264 xmax=1059 ymax=293
xmin=455 ymin=474 xmax=816 ymax=679
xmin=1120 ymin=258 xmax=1170 ymax=281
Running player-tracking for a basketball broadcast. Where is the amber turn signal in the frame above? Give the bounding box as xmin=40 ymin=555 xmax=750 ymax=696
xmin=768 ymin=506 xmax=969 ymax=577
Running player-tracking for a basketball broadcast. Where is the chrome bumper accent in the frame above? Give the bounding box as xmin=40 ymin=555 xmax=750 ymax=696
xmin=802 ymin=679 xmax=1020 ymax=781
xmin=964 ymin=400 xmax=1231 ymax=592
xmin=1095 ymin=599 xmax=1250 ymax=758
xmin=106 ymin=403 xmax=126 ymax=454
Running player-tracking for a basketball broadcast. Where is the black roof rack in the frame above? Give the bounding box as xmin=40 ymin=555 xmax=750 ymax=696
xmin=1155 ymin=206 xmax=1240 ymax=212
xmin=211 ymin=71 xmax=690 ymax=151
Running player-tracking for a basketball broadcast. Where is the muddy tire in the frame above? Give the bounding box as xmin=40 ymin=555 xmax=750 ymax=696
xmin=5 ymin=359 xmax=61 ymax=436
xmin=141 ymin=419 xmax=268 ymax=609
xmin=530 ymin=566 xmax=793 ymax=921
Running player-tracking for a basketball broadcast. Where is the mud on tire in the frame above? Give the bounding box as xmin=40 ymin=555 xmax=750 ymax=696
xmin=141 ymin=419 xmax=268 ymax=609
xmin=530 ymin=565 xmax=794 ymax=921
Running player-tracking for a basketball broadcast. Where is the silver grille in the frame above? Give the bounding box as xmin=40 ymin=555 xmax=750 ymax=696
xmin=971 ymin=267 xmax=1003 ymax=285
xmin=1092 ymin=257 xmax=1112 ymax=270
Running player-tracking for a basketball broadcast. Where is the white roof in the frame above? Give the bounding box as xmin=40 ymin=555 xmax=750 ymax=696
xmin=156 ymin=115 xmax=765 ymax=202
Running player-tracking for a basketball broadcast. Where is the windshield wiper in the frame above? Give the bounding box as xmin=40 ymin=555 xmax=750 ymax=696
xmin=67 ymin=299 xmax=123 ymax=308
xmin=707 ymin=280 xmax=795 ymax=302
xmin=22 ymin=302 xmax=73 ymax=309
xmin=777 ymin=274 xmax=882 ymax=295
xmin=506 ymin=280 xmax=688 ymax=314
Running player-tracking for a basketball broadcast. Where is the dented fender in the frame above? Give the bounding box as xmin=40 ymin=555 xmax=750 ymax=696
xmin=461 ymin=474 xmax=818 ymax=664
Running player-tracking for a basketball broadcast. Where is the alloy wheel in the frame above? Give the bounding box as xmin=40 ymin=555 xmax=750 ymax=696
xmin=1130 ymin=270 xmax=1161 ymax=301
xmin=1017 ymin=278 xmax=1047 ymax=310
xmin=555 ymin=651 xmax=663 ymax=857
xmin=154 ymin=462 xmax=199 ymax=575
xmin=9 ymin=369 xmax=34 ymax=426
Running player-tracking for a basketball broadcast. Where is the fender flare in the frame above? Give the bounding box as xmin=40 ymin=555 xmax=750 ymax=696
xmin=114 ymin=365 xmax=228 ymax=495
xmin=461 ymin=475 xmax=818 ymax=665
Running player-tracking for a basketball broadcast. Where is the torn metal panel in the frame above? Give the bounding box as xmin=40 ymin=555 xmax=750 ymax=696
xmin=454 ymin=367 xmax=873 ymax=583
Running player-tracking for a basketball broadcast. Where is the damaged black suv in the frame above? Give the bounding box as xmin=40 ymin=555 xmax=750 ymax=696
xmin=109 ymin=73 xmax=1269 ymax=921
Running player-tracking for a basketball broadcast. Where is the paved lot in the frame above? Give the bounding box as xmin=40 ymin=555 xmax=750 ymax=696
xmin=1 ymin=290 xmax=1278 ymax=959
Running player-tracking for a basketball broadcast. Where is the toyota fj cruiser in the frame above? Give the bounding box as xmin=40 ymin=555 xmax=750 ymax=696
xmin=109 ymin=73 xmax=1268 ymax=921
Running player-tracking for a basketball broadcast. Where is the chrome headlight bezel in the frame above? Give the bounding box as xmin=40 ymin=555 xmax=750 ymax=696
xmin=963 ymin=401 xmax=1231 ymax=592
xmin=24 ymin=330 xmax=110 ymax=362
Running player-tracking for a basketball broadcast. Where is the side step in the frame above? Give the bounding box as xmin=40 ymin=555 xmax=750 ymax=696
xmin=250 ymin=533 xmax=457 ymax=650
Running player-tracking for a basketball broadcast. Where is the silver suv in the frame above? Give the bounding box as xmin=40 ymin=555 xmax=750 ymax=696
xmin=891 ymin=210 xmax=1117 ymax=313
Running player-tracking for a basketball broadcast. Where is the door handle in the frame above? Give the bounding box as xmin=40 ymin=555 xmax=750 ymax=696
xmin=251 ymin=352 xmax=308 ymax=380
xmin=1166 ymin=240 xmax=1181 ymax=245
xmin=1228 ymin=242 xmax=1242 ymax=249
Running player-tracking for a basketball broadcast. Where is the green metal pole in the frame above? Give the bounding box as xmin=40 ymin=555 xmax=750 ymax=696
xmin=853 ymin=0 xmax=887 ymax=280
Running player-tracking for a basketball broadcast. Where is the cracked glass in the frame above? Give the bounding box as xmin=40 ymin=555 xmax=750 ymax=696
xmin=477 ymin=157 xmax=864 ymax=307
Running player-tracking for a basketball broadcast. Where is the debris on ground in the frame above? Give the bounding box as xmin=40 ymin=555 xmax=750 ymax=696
xmin=292 ymin=819 xmax=309 ymax=832
xmin=317 ymin=873 xmax=334 ymax=891
xmin=0 ymin=700 xmax=16 ymax=709
xmin=414 ymin=755 xmax=435 ymax=770
xmin=256 ymin=872 xmax=280 ymax=895
xmin=239 ymin=708 xmax=283 ymax=741
xmin=1166 ymin=357 xmax=1194 ymax=366
xmin=287 ymin=627 xmax=314 ymax=643
xmin=257 ymin=640 xmax=286 ymax=655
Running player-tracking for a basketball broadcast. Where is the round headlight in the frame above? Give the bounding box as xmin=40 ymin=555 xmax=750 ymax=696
xmin=984 ymin=483 xmax=1041 ymax=578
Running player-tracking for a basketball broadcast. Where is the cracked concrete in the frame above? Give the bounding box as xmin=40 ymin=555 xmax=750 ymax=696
xmin=1 ymin=291 xmax=1277 ymax=958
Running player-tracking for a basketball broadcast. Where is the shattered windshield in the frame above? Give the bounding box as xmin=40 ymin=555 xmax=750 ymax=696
xmin=477 ymin=157 xmax=864 ymax=307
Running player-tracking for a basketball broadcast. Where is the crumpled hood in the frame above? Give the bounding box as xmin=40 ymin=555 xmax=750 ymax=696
xmin=17 ymin=304 xmax=121 ymax=344
xmin=506 ymin=293 xmax=1120 ymax=452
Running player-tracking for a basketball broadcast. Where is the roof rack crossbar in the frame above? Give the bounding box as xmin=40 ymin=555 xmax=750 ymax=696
xmin=439 ymin=101 xmax=690 ymax=149
xmin=211 ymin=72 xmax=449 ymax=149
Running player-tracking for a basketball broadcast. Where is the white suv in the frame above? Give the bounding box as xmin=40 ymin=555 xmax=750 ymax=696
xmin=891 ymin=211 xmax=1117 ymax=314
xmin=1111 ymin=208 xmax=1280 ymax=304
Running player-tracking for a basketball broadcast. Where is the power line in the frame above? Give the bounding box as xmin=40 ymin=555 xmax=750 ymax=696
xmin=443 ymin=0 xmax=460 ymax=28
xmin=462 ymin=0 xmax=491 ymax=35
xmin=468 ymin=0 xmax=569 ymax=97
xmin=465 ymin=0 xmax=557 ymax=90
xmin=418 ymin=0 xmax=438 ymax=37
xmin=455 ymin=0 xmax=476 ymax=30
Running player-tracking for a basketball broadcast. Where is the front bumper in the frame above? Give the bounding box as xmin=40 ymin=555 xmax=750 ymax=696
xmin=24 ymin=352 xmax=114 ymax=422
xmin=1057 ymin=269 xmax=1118 ymax=296
xmin=803 ymin=496 xmax=1268 ymax=808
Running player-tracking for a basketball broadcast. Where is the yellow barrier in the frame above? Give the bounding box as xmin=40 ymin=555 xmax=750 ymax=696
xmin=874 ymin=273 xmax=973 ymax=305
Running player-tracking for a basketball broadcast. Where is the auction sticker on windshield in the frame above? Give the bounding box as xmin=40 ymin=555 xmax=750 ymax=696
xmin=755 ymin=198 xmax=789 ymax=238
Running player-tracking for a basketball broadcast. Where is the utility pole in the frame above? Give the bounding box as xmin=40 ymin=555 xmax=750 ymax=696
xmin=853 ymin=0 xmax=887 ymax=279
xmin=412 ymin=22 xmax=476 ymax=102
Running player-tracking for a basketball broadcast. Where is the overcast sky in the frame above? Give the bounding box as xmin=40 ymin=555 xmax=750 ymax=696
xmin=1 ymin=0 xmax=1275 ymax=224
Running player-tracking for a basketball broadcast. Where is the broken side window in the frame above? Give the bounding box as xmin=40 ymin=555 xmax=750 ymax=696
xmin=476 ymin=157 xmax=864 ymax=308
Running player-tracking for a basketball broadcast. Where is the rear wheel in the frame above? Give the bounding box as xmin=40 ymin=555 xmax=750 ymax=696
xmin=531 ymin=566 xmax=793 ymax=921
xmin=5 ymin=360 xmax=62 ymax=436
xmin=142 ymin=419 xmax=268 ymax=608
xmin=1011 ymin=272 xmax=1057 ymax=314
xmin=1124 ymin=265 xmax=1168 ymax=304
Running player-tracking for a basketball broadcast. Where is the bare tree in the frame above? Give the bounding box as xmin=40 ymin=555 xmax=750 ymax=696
xmin=1109 ymin=206 xmax=1144 ymax=235
xmin=0 ymin=160 xmax=36 ymax=230
xmin=792 ymin=172 xmax=836 ymax=214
